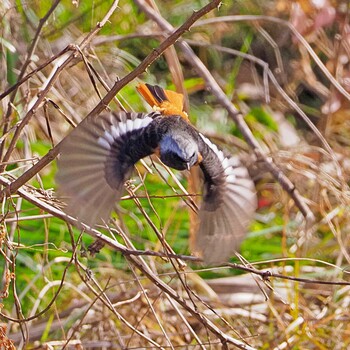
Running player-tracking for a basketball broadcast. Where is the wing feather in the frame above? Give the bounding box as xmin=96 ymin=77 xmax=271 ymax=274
xmin=194 ymin=133 xmax=257 ymax=264
xmin=56 ymin=111 xmax=160 ymax=226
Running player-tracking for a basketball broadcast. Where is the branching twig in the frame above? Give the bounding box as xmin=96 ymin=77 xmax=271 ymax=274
xmin=0 ymin=0 xmax=121 ymax=173
xmin=0 ymin=0 xmax=61 ymax=159
xmin=2 ymin=173 xmax=349 ymax=350
xmin=195 ymin=15 xmax=350 ymax=104
xmin=135 ymin=0 xmax=315 ymax=227
xmin=1 ymin=175 xmax=349 ymax=288
xmin=0 ymin=0 xmax=222 ymax=200
xmin=0 ymin=46 xmax=72 ymax=101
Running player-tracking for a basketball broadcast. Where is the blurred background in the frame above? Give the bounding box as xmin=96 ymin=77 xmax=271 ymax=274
xmin=1 ymin=0 xmax=350 ymax=349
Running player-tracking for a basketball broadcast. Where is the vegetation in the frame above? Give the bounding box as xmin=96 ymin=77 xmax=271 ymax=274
xmin=1 ymin=0 xmax=350 ymax=349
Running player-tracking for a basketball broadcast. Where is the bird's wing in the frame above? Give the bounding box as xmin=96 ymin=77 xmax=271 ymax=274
xmin=194 ymin=133 xmax=257 ymax=265
xmin=137 ymin=83 xmax=189 ymax=121
xmin=56 ymin=111 xmax=161 ymax=227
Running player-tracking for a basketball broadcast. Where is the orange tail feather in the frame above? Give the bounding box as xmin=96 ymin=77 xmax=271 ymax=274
xmin=137 ymin=83 xmax=189 ymax=121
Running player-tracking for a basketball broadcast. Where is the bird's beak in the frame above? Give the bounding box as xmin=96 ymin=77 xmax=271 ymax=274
xmin=186 ymin=163 xmax=191 ymax=171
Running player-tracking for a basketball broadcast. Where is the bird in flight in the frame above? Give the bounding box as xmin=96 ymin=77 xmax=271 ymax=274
xmin=56 ymin=83 xmax=257 ymax=264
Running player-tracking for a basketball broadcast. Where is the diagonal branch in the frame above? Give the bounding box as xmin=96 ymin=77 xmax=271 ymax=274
xmin=0 ymin=0 xmax=121 ymax=172
xmin=135 ymin=0 xmax=315 ymax=226
xmin=0 ymin=0 xmax=61 ymax=159
xmin=0 ymin=0 xmax=222 ymax=200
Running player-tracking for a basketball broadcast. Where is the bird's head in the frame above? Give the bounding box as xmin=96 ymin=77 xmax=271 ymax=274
xmin=159 ymin=134 xmax=199 ymax=170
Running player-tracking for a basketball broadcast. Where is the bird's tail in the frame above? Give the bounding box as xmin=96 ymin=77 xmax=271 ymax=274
xmin=137 ymin=83 xmax=189 ymax=121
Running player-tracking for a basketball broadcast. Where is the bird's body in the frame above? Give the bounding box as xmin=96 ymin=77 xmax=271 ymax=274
xmin=56 ymin=84 xmax=257 ymax=264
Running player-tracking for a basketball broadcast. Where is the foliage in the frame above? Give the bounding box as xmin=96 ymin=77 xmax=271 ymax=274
xmin=1 ymin=0 xmax=350 ymax=349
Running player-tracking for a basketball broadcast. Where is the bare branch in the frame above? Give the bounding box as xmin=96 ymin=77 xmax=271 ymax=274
xmin=0 ymin=0 xmax=222 ymax=200
xmin=0 ymin=0 xmax=61 ymax=158
xmin=0 ymin=0 xmax=121 ymax=171
xmin=135 ymin=0 xmax=315 ymax=226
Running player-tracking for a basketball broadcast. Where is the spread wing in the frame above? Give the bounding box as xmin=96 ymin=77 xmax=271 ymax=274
xmin=56 ymin=111 xmax=161 ymax=226
xmin=194 ymin=134 xmax=257 ymax=265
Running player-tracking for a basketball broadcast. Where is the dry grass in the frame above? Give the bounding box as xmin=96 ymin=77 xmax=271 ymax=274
xmin=1 ymin=0 xmax=350 ymax=349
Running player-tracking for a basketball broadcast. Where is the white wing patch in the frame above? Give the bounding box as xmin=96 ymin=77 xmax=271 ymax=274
xmin=97 ymin=137 xmax=111 ymax=150
xmin=195 ymin=133 xmax=257 ymax=265
xmin=126 ymin=119 xmax=134 ymax=132
xmin=199 ymin=133 xmax=237 ymax=181
xmin=97 ymin=116 xmax=153 ymax=148
xmin=103 ymin=130 xmax=114 ymax=144
xmin=110 ymin=125 xmax=120 ymax=139
xmin=133 ymin=118 xmax=143 ymax=129
xmin=57 ymin=112 xmax=157 ymax=228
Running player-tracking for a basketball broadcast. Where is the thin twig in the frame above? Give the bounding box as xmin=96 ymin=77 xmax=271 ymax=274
xmin=0 ymin=46 xmax=72 ymax=101
xmin=0 ymin=0 xmax=61 ymax=159
xmin=0 ymin=0 xmax=121 ymax=173
xmin=0 ymin=0 xmax=221 ymax=199
xmin=195 ymin=15 xmax=350 ymax=103
xmin=1 ymin=175 xmax=348 ymax=288
xmin=73 ymin=259 xmax=165 ymax=349
xmin=135 ymin=0 xmax=315 ymax=227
